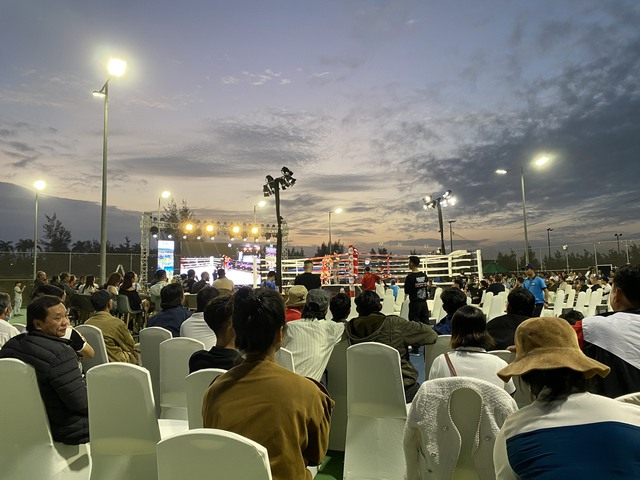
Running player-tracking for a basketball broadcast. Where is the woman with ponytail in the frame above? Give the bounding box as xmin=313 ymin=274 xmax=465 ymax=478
xmin=202 ymin=287 xmax=334 ymax=480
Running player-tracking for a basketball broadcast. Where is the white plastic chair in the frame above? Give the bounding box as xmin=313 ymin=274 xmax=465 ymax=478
xmin=86 ymin=363 xmax=188 ymax=480
xmin=139 ymin=326 xmax=172 ymax=416
xmin=480 ymin=292 xmax=494 ymax=317
xmin=180 ymin=317 xmax=217 ymax=350
xmin=185 ymin=368 xmax=226 ymax=429
xmin=542 ymin=290 xmax=565 ymax=317
xmin=274 ymin=347 xmax=296 ymax=373
xmin=574 ymin=291 xmax=588 ymax=314
xmin=564 ymin=289 xmax=576 ymax=309
xmin=404 ymin=378 xmax=517 ymax=480
xmin=157 ymin=428 xmax=272 ymax=480
xmin=429 ymin=288 xmax=444 ymax=323
xmin=399 ymin=299 xmax=410 ymax=321
xmin=344 ymin=343 xmax=407 ymax=479
xmin=381 ymin=289 xmax=396 ymax=314
xmin=159 ymin=337 xmax=205 ymax=420
xmin=616 ymin=392 xmax=640 ymax=406
xmin=585 ymin=289 xmax=604 ymax=317
xmin=12 ymin=322 xmax=26 ymax=333
xmin=326 ymin=336 xmax=349 ymax=451
xmin=449 ymin=387 xmax=483 ymax=479
xmin=487 ymin=292 xmax=507 ymax=321
xmin=76 ymin=324 xmax=109 ymax=371
xmin=487 ymin=349 xmax=515 ymax=364
xmin=395 ymin=288 xmax=405 ymax=309
xmin=0 ymin=358 xmax=91 ymax=480
xmin=348 ymin=297 xmax=359 ymax=321
xmin=424 ymin=335 xmax=452 ymax=379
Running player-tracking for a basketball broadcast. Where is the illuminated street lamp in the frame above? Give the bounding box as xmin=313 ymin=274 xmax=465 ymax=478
xmin=328 ymin=208 xmax=343 ymax=254
xmin=423 ymin=190 xmax=456 ymax=254
xmin=496 ymin=155 xmax=551 ymax=265
xmin=157 ymin=190 xmax=171 ymax=238
xmin=253 ymin=200 xmax=266 ymax=225
xmin=93 ymin=57 xmax=127 ymax=285
xmin=33 ymin=180 xmax=46 ymax=280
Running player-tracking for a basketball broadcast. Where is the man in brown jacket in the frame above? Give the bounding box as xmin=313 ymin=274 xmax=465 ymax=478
xmin=86 ymin=290 xmax=139 ymax=364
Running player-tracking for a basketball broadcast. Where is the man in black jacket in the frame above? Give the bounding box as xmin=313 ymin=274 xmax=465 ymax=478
xmin=0 ymin=295 xmax=89 ymax=444
xmin=487 ymin=287 xmax=535 ymax=350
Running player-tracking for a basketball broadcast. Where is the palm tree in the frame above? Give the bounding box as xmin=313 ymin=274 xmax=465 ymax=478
xmin=0 ymin=240 xmax=14 ymax=253
xmin=15 ymin=238 xmax=41 ymax=256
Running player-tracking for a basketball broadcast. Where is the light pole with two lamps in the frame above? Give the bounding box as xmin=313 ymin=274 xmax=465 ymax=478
xmin=33 ymin=180 xmax=46 ymax=280
xmin=263 ymin=167 xmax=296 ymax=292
xmin=423 ymin=190 xmax=456 ymax=255
xmin=496 ymin=155 xmax=551 ymax=266
xmin=93 ymin=58 xmax=127 ymax=285
xmin=328 ymin=208 xmax=343 ymax=254
xmin=614 ymin=233 xmax=623 ymax=254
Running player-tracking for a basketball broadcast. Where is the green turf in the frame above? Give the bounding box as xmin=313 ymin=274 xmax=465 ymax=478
xmin=316 ymin=450 xmax=344 ymax=479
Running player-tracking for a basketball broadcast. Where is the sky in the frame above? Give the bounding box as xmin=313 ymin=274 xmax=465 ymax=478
xmin=1 ymin=0 xmax=639 ymax=257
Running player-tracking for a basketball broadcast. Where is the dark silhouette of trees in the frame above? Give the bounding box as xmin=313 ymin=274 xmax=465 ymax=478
xmin=41 ymin=213 xmax=72 ymax=252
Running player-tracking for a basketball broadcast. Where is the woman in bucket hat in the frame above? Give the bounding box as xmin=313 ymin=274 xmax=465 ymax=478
xmin=493 ymin=317 xmax=640 ymax=479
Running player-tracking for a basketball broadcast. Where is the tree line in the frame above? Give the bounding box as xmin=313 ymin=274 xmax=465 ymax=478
xmin=0 ymin=213 xmax=141 ymax=254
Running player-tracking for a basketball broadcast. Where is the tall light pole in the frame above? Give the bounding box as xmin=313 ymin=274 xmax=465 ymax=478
xmin=263 ymin=167 xmax=296 ymax=292
xmin=614 ymin=233 xmax=622 ymax=254
xmin=33 ymin=180 xmax=46 ymax=280
xmin=423 ymin=190 xmax=456 ymax=255
xmin=93 ymin=57 xmax=126 ymax=285
xmin=328 ymin=208 xmax=343 ymax=254
xmin=546 ymin=228 xmax=554 ymax=263
xmin=625 ymin=240 xmax=631 ymax=264
xmin=253 ymin=200 xmax=266 ymax=225
xmin=448 ymin=220 xmax=456 ymax=253
xmin=158 ymin=190 xmax=171 ymax=238
xmin=562 ymin=245 xmax=569 ymax=272
xmin=249 ymin=200 xmax=266 ymax=287
xmin=496 ymin=155 xmax=550 ymax=266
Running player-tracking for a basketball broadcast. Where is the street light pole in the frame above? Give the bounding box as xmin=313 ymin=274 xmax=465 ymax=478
xmin=253 ymin=200 xmax=266 ymax=225
xmin=328 ymin=208 xmax=343 ymax=254
xmin=615 ymin=233 xmax=622 ymax=253
xmin=562 ymin=245 xmax=569 ymax=272
xmin=93 ymin=58 xmax=126 ymax=286
xmin=33 ymin=180 xmax=46 ymax=280
xmin=98 ymin=81 xmax=109 ymax=286
xmin=546 ymin=228 xmax=554 ymax=263
xmin=158 ymin=191 xmax=171 ymax=239
xmin=520 ymin=167 xmax=530 ymax=265
xmin=448 ymin=220 xmax=456 ymax=253
xmin=496 ymin=156 xmax=551 ymax=267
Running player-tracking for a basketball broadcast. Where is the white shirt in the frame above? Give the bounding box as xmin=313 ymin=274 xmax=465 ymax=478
xmin=429 ymin=347 xmax=515 ymax=394
xmin=283 ymin=319 xmax=345 ymax=381
xmin=179 ymin=313 xmax=217 ymax=350
xmin=0 ymin=320 xmax=21 ymax=348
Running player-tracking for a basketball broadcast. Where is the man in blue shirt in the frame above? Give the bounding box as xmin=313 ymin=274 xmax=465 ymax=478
xmin=522 ymin=264 xmax=548 ymax=317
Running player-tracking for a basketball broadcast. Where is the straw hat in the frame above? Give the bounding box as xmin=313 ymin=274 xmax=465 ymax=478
xmin=285 ymin=285 xmax=308 ymax=307
xmin=497 ymin=317 xmax=610 ymax=382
